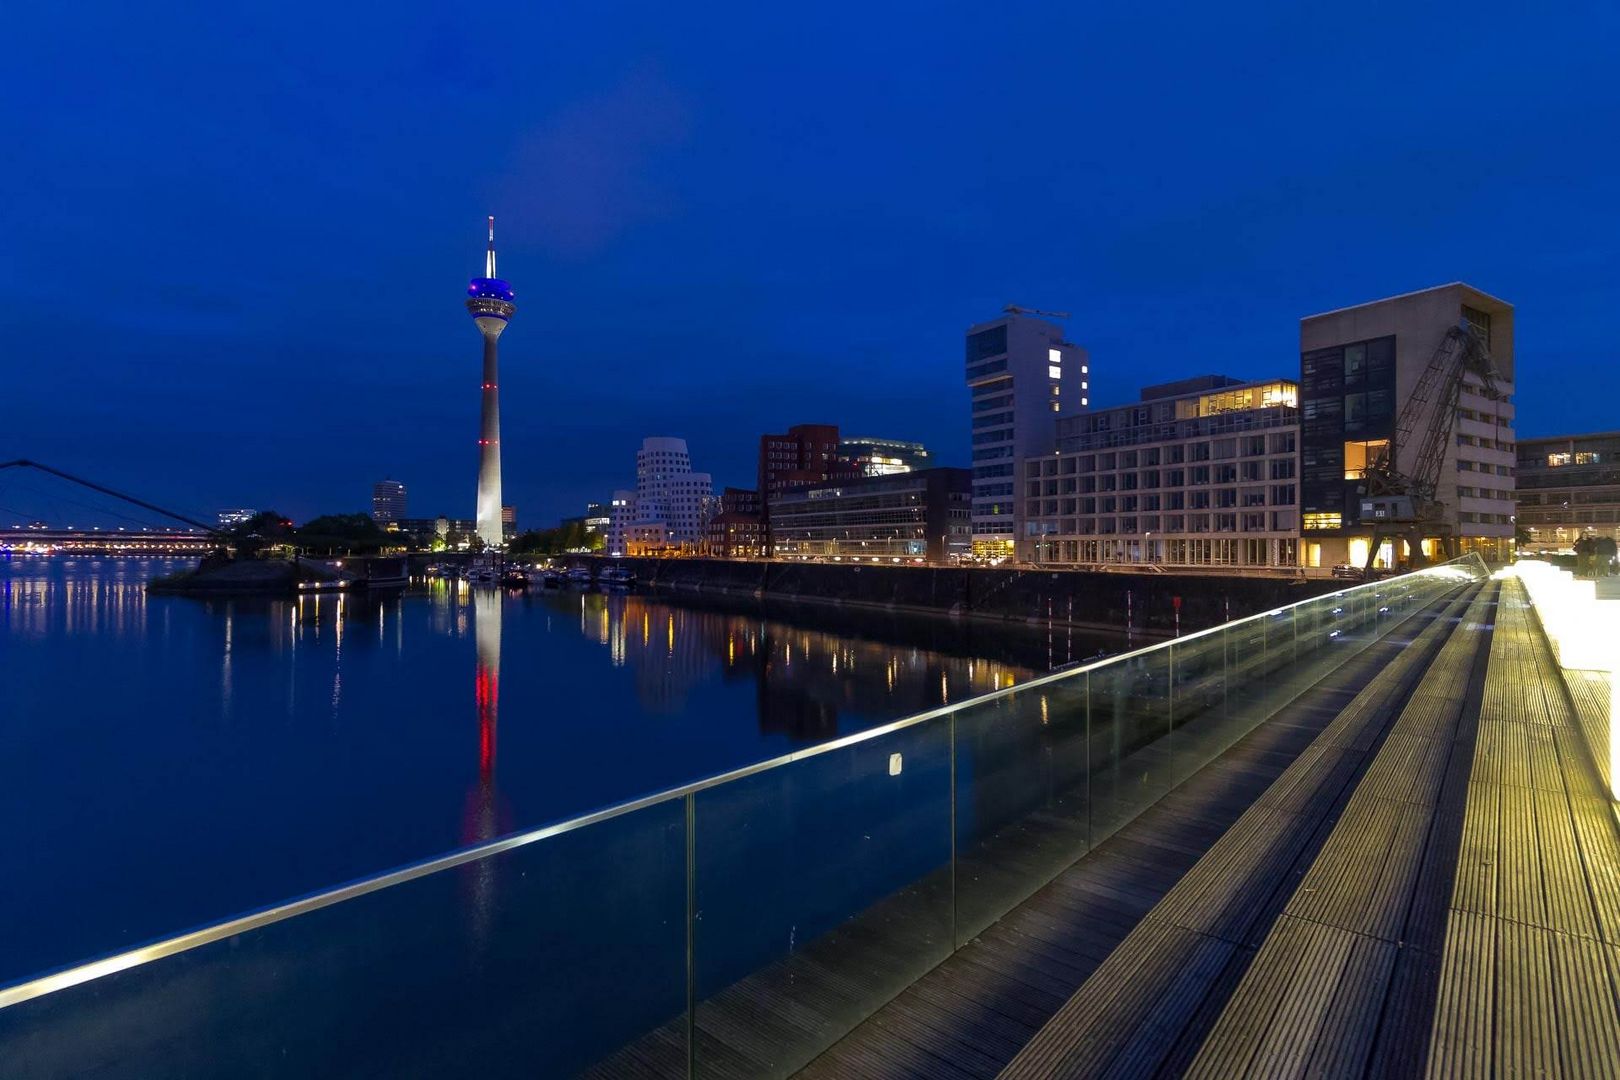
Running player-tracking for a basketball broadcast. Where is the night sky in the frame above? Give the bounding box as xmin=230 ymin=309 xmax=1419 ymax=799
xmin=4 ymin=4 xmax=1617 ymax=527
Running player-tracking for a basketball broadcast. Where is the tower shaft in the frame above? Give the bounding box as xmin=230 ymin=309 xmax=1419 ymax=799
xmin=475 ymin=333 xmax=503 ymax=547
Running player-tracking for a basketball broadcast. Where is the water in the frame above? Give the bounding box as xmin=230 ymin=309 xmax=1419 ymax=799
xmin=0 ymin=557 xmax=1118 ymax=987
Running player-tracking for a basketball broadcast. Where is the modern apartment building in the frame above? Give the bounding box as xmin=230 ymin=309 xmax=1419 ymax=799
xmin=1516 ymin=432 xmax=1620 ymax=551
xmin=964 ymin=310 xmax=1088 ymax=559
xmin=1019 ymin=376 xmax=1301 ymax=570
xmin=769 ymin=468 xmax=972 ymax=564
xmin=1299 ymin=284 xmax=1516 ymax=568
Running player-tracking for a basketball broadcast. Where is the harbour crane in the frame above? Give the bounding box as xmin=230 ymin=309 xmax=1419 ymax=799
xmin=1003 ymin=304 xmax=1072 ymax=320
xmin=1358 ymin=322 xmax=1499 ymax=571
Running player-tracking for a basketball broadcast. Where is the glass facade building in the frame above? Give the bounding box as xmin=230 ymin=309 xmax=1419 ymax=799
xmin=769 ymin=468 xmax=971 ymax=563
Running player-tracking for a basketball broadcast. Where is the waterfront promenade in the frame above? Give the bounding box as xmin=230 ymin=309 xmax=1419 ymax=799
xmin=4 ymin=564 xmax=1616 ymax=1076
xmin=800 ymin=575 xmax=1620 ymax=1078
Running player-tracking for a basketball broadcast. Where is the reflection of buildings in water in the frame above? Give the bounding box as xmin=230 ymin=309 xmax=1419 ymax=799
xmin=568 ymin=592 xmax=1037 ymax=743
xmin=0 ymin=560 xmax=155 ymax=638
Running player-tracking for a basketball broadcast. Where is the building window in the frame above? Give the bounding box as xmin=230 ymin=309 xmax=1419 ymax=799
xmin=1344 ymin=439 xmax=1389 ymax=480
xmin=1303 ymin=512 xmax=1342 ymax=531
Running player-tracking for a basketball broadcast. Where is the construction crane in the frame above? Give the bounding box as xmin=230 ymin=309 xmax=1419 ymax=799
xmin=1358 ymin=322 xmax=1499 ymax=571
xmin=1003 ymin=304 xmax=1071 ymax=320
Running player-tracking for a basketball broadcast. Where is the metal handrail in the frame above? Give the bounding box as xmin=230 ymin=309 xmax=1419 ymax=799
xmin=0 ymin=554 xmax=1485 ymax=1012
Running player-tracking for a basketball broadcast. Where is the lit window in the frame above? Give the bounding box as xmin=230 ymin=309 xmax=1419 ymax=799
xmin=1082 ymin=381 xmax=1088 ymax=390
xmin=1051 ymin=402 xmax=1060 ymax=412
xmin=1302 ymin=512 xmax=1342 ymax=531
xmin=1048 ymin=365 xmax=1062 ymax=379
xmin=1048 ymin=348 xmax=1061 ymax=364
xmin=1082 ymin=397 xmax=1089 ymax=406
xmin=1343 ymin=439 xmax=1389 ymax=480
xmin=1548 ymin=452 xmax=1572 ymax=467
xmin=1051 ymin=384 xmax=1060 ymax=396
xmin=1081 ymin=365 xmax=1088 ymax=374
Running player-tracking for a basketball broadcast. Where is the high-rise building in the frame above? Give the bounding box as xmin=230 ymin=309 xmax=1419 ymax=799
xmin=1299 ymin=284 xmax=1516 ymax=568
xmin=466 ymin=216 xmax=515 ymax=549
xmin=1516 ymin=433 xmax=1620 ymax=552
xmin=1020 ymin=376 xmax=1301 ymax=570
xmin=501 ymin=505 xmax=517 ymax=539
xmin=964 ymin=310 xmax=1089 ymax=559
xmin=371 ymin=479 xmax=406 ymax=523
xmin=839 ymin=437 xmax=931 ymax=477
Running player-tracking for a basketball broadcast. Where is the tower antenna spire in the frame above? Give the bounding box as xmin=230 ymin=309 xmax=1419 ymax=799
xmin=485 ymin=215 xmax=497 ymax=278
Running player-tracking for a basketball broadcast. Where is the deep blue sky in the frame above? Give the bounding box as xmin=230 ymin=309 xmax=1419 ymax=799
xmin=4 ymin=3 xmax=1617 ymax=527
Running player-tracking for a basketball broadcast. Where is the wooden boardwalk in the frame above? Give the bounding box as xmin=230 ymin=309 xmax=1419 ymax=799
xmin=1426 ymin=579 xmax=1620 ymax=1078
xmin=992 ymin=583 xmax=1493 ymax=1079
xmin=587 ymin=574 xmax=1620 ymax=1078
xmin=790 ymin=589 xmax=1477 ymax=1080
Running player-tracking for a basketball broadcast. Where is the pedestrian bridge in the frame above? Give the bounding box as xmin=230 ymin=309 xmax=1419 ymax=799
xmin=3 ymin=557 xmax=1617 ymax=1077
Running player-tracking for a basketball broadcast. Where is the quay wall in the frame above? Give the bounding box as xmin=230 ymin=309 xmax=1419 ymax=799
xmin=610 ymin=557 xmax=1343 ymax=638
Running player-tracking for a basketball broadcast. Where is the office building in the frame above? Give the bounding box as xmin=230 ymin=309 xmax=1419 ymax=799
xmin=371 ymin=480 xmax=406 ymax=523
xmin=759 ymin=423 xmax=861 ymax=547
xmin=1021 ymin=377 xmax=1301 ymax=570
xmin=1516 ymin=433 xmax=1620 ymax=551
xmin=839 ymin=437 xmax=931 ymax=477
xmin=704 ymin=488 xmax=765 ymax=558
xmin=501 ymin=506 xmax=517 ymax=539
xmin=759 ymin=424 xmax=855 ymax=498
xmin=1299 ymin=284 xmax=1516 ymax=568
xmin=964 ymin=309 xmax=1089 ymax=559
xmin=769 ymin=467 xmax=972 ymax=564
xmin=466 ymin=216 xmax=515 ymax=548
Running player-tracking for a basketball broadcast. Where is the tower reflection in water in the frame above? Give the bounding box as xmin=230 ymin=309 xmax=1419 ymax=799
xmin=461 ymin=586 xmax=506 ymax=947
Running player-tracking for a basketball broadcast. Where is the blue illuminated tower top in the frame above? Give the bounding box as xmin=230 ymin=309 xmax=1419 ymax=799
xmin=466 ymin=216 xmax=516 ymax=336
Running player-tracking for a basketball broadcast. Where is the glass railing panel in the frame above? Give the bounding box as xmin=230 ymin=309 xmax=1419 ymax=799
xmin=1086 ymin=641 xmax=1172 ymax=843
xmin=691 ymin=720 xmax=952 ymax=1079
xmin=0 ymin=799 xmax=689 ymax=1079
xmin=952 ymin=672 xmax=1091 ymax=944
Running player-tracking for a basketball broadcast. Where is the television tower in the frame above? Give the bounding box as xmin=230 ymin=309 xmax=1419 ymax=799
xmin=467 ymin=216 xmax=515 ymax=548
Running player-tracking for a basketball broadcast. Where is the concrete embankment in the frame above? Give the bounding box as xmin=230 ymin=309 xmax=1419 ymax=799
xmin=610 ymin=558 xmax=1342 ymax=639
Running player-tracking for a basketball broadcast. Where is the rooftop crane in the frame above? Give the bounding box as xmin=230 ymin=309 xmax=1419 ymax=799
xmin=1358 ymin=322 xmax=1499 ymax=571
xmin=1003 ymin=304 xmax=1071 ymax=320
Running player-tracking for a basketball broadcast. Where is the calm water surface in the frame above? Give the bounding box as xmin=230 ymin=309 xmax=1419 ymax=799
xmin=0 ymin=557 xmax=1118 ymax=986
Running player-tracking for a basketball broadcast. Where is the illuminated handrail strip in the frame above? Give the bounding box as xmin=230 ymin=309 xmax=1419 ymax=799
xmin=0 ymin=555 xmax=1485 ymax=1012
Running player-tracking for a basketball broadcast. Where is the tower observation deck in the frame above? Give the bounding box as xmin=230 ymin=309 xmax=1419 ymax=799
xmin=467 ymin=216 xmax=515 ymax=548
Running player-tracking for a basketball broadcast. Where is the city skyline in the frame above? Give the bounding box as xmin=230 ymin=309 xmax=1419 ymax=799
xmin=4 ymin=4 xmax=1616 ymax=526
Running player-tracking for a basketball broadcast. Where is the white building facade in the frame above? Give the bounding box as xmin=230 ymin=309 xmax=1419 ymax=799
xmin=606 ymin=437 xmax=715 ymax=555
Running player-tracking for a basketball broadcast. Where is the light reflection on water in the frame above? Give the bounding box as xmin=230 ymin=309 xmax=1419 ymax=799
xmin=0 ymin=557 xmax=1116 ymax=986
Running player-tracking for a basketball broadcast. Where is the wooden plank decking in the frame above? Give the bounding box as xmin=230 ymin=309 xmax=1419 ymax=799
xmin=792 ymin=588 xmax=1477 ymax=1080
